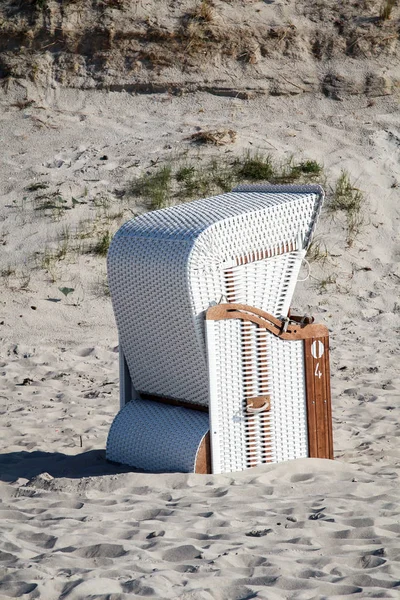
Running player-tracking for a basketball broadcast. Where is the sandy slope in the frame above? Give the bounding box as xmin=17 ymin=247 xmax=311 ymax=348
xmin=0 ymin=82 xmax=399 ymax=599
xmin=1 ymin=0 xmax=400 ymax=98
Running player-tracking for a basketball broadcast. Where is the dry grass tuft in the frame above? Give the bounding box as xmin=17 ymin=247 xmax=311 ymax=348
xmin=188 ymin=129 xmax=237 ymax=146
xmin=180 ymin=1 xmax=224 ymax=55
xmin=191 ymin=1 xmax=215 ymax=23
xmin=12 ymin=99 xmax=35 ymax=110
xmin=307 ymin=239 xmax=330 ymax=266
xmin=380 ymin=0 xmax=397 ymax=20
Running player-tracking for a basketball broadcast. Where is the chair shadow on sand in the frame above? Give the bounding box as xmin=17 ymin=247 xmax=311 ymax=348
xmin=0 ymin=449 xmax=135 ymax=483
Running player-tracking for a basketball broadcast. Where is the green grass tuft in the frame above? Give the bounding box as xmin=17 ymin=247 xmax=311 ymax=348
xmin=330 ymin=171 xmax=364 ymax=213
xmin=25 ymin=182 xmax=49 ymax=192
xmin=328 ymin=170 xmax=365 ymax=246
xmin=175 ymin=166 xmax=196 ymax=183
xmin=235 ymin=152 xmax=275 ymax=181
xmin=131 ymin=165 xmax=172 ymax=209
xmin=92 ymin=231 xmax=112 ymax=257
xmin=130 ymin=152 xmax=324 ymax=209
xmin=293 ymin=160 xmax=323 ymax=175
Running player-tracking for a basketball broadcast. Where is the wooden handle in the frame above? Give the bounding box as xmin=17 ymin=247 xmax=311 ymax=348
xmin=246 ymin=396 xmax=271 ymax=413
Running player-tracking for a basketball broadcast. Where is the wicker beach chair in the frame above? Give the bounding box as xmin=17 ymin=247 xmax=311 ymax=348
xmin=106 ymin=184 xmax=333 ymax=473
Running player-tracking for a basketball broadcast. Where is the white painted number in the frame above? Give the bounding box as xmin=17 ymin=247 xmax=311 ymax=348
xmin=311 ymin=340 xmax=325 ymax=359
xmin=315 ymin=362 xmax=322 ymax=379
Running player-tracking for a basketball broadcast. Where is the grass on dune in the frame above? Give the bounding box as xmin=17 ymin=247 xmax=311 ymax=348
xmin=130 ymin=152 xmax=324 ymax=210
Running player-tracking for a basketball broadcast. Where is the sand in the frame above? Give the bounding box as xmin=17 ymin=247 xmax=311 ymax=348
xmin=0 ymin=81 xmax=400 ymax=599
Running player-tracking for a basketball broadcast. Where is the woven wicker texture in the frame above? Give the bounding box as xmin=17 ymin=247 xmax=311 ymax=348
xmin=206 ymin=318 xmax=308 ymax=474
xmin=108 ymin=187 xmax=324 ymax=407
xmin=106 ymin=398 xmax=209 ymax=473
xmin=231 ymin=184 xmax=323 ymax=249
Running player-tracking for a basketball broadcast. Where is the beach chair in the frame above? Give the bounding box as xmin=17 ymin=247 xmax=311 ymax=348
xmin=106 ymin=184 xmax=333 ymax=473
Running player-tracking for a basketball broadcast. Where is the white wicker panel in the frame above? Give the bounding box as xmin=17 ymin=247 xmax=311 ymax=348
xmin=108 ymin=233 xmax=208 ymax=404
xmin=267 ymin=335 xmax=308 ymax=462
xmin=207 ymin=319 xmax=247 ymax=474
xmin=108 ymin=187 xmax=324 ymax=407
xmin=106 ymin=398 xmax=209 ymax=473
xmin=232 ymin=184 xmax=322 ymax=249
xmin=206 ymin=318 xmax=308 ymax=473
xmin=241 ymin=323 xmax=274 ymax=466
xmin=223 ymin=251 xmax=304 ymax=318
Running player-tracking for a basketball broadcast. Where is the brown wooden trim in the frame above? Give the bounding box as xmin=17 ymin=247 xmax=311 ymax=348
xmin=304 ymin=336 xmax=333 ymax=459
xmin=206 ymin=303 xmax=329 ymax=341
xmin=304 ymin=339 xmax=317 ymax=457
xmin=195 ymin=432 xmax=211 ymax=474
xmin=234 ymin=240 xmax=296 ymax=266
xmin=139 ymin=392 xmax=209 ymax=413
xmin=207 ymin=303 xmax=283 ymax=327
xmin=323 ymin=336 xmax=334 ymax=459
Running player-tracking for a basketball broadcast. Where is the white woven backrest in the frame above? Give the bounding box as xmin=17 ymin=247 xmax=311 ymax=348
xmin=108 ymin=185 xmax=324 ymax=407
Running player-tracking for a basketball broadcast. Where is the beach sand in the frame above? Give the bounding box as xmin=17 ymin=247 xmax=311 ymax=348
xmin=0 ymin=83 xmax=400 ymax=598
